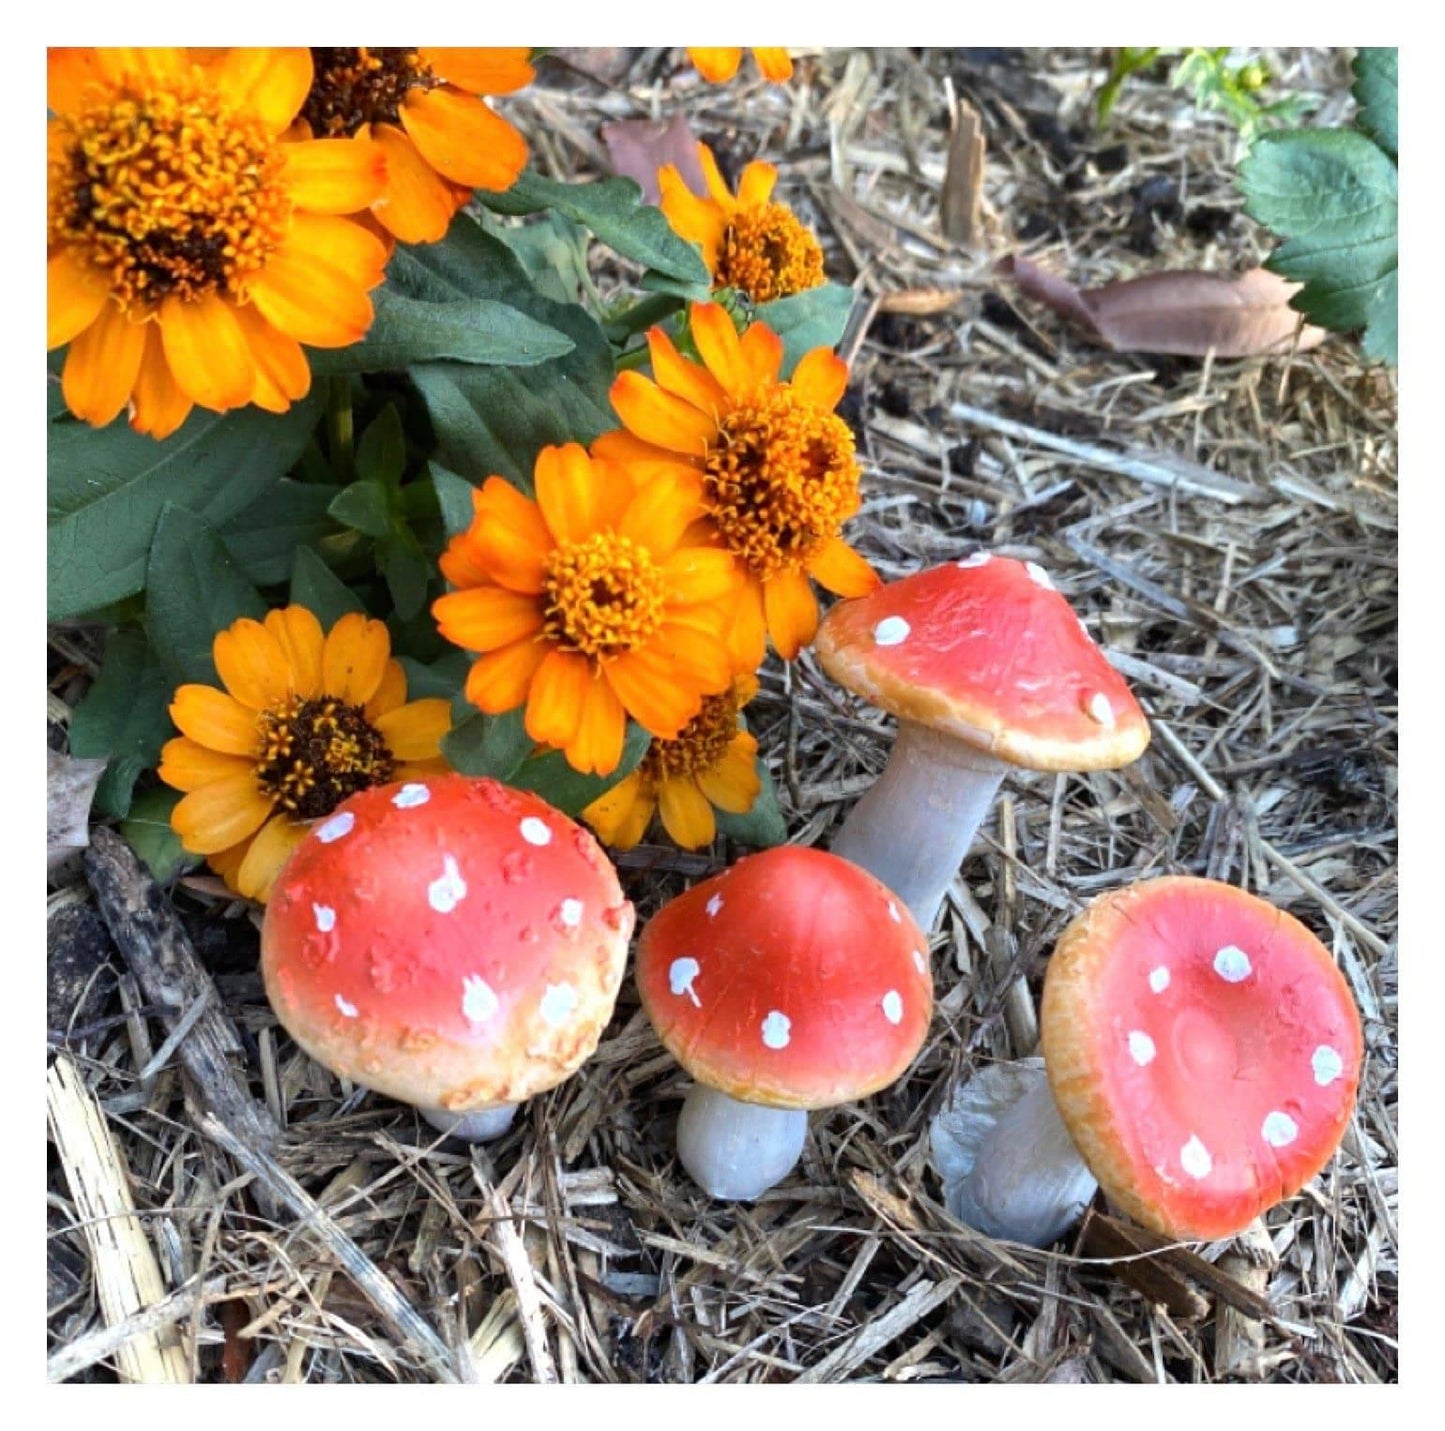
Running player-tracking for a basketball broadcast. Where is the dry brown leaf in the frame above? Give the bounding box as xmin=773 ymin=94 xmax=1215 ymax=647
xmin=600 ymin=112 xmax=706 ymax=205
xmin=1001 ymin=255 xmax=1328 ymax=358
xmin=47 ymin=748 xmax=109 ymax=874
xmin=941 ymin=98 xmax=987 ymax=248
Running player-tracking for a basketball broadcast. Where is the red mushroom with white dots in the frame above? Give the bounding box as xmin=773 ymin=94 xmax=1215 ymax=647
xmin=261 ymin=774 xmax=635 ymax=1140
xmin=636 ymin=846 xmax=933 ymax=1200
xmin=815 ymin=553 xmax=1150 ymax=928
xmin=933 ymin=876 xmax=1363 ymax=1245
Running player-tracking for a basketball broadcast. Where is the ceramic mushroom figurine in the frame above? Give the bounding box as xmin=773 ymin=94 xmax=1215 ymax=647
xmin=814 ymin=553 xmax=1151 ymax=928
xmin=636 ymin=846 xmax=933 ymax=1200
xmin=932 ymin=876 xmax=1364 ymax=1245
xmin=261 ymin=774 xmax=635 ymax=1140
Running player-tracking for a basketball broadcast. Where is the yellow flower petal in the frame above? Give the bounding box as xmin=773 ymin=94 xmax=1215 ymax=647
xmin=695 ymin=737 xmax=762 ymax=814
xmin=400 ymin=85 xmax=528 ymax=192
xmin=686 ymin=48 xmax=744 ymax=83
xmin=611 ymin=371 xmax=718 ymax=457
xmin=582 ymin=772 xmax=651 ymax=850
xmin=418 ymin=47 xmax=535 ymax=95
xmin=751 ymin=49 xmax=794 ymax=82
xmin=172 ymin=776 xmax=275 ymax=854
xmin=463 ymin=638 xmax=548 ymax=713
xmin=790 ymin=347 xmax=850 ymax=412
xmin=605 ymin=649 xmax=704 ymax=739
xmin=736 ymin=159 xmax=778 ymax=209
xmin=565 ymin=674 xmax=627 ymax=777
xmin=248 ymin=244 xmax=375 ymax=349
xmin=371 ymin=122 xmax=469 ymax=244
xmin=321 ymin=611 xmax=392 ymax=705
xmin=534 ymin=443 xmax=620 ymax=548
xmin=263 ymin=606 xmax=325 ymax=700
xmin=169 ymin=685 xmax=261 ymax=756
xmin=232 ymin=302 xmax=311 ymax=413
xmin=213 ymin=618 xmax=293 ymax=710
xmin=619 ymin=474 xmax=706 ymax=560
xmin=375 ymin=699 xmax=452 ymax=761
xmin=697 ymin=145 xmax=737 ymax=210
xmin=662 ymin=547 xmax=738 ymax=606
xmin=364 ymin=658 xmax=408 ymax=720
xmin=657 ymin=776 xmax=717 ymax=849
xmin=433 ymin=586 xmax=544 ymax=653
xmin=688 ymin=303 xmax=753 ymax=403
xmin=129 ymin=324 xmax=194 ymax=439
xmin=763 ymin=568 xmax=820 ymax=660
xmin=48 ymin=250 xmax=111 ymax=350
xmin=159 ymin=293 xmax=256 ymax=411
xmin=234 ymin=813 xmax=308 ymax=901
xmin=281 ymin=137 xmax=388 ymax=215
xmin=61 ymin=303 xmax=147 ymax=428
xmin=648 ymin=326 xmax=729 ymax=418
xmin=157 ymin=738 xmax=254 ymax=793
xmin=211 ymin=47 xmax=313 ymax=136
xmin=524 ymin=649 xmax=592 ymax=750
xmin=808 ymin=537 xmax=881 ymax=598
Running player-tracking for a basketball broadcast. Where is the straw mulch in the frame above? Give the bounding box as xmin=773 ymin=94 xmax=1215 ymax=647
xmin=46 ymin=48 xmax=1397 ymax=1384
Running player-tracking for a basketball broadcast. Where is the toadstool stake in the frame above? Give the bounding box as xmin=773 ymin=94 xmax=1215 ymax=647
xmin=932 ymin=876 xmax=1364 ymax=1245
xmin=262 ymin=775 xmax=634 ymax=1141
xmin=815 ymin=553 xmax=1150 ymax=928
xmin=637 ymin=847 xmax=932 ymax=1200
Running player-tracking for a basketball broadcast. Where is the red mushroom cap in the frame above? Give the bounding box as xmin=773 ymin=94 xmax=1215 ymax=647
xmin=814 ymin=553 xmax=1150 ymax=771
xmin=635 ymin=846 xmax=933 ymax=1110
xmin=1041 ymin=876 xmax=1363 ymax=1240
xmin=261 ymin=775 xmax=634 ymax=1113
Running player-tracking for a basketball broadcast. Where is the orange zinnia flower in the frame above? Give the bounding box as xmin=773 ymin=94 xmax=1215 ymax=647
xmin=583 ymin=676 xmax=761 ymax=851
xmin=47 ymin=47 xmax=389 ymax=439
xmin=432 ymin=445 xmax=741 ymax=777
xmin=295 ymin=47 xmax=533 ymax=244
xmin=597 ymin=304 xmax=880 ymax=668
xmin=161 ymin=608 xmax=452 ymax=902
xmin=686 ymin=48 xmax=793 ymax=84
xmin=659 ymin=143 xmax=825 ymax=305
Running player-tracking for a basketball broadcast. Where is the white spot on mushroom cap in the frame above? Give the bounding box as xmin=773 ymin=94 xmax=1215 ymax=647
xmin=315 ymin=811 xmax=354 ymax=843
xmin=1149 ymin=966 xmax=1171 ymax=994
xmin=669 ymin=957 xmax=702 ymax=1007
xmin=705 ymin=893 xmax=724 ymax=919
xmin=540 ymin=983 xmax=579 ymax=1027
xmin=1025 ymin=562 xmax=1054 ymax=590
xmin=913 ymin=948 xmax=928 ymax=975
xmin=462 ymin=974 xmax=499 ymax=1024
xmin=520 ymin=817 xmax=552 ymax=847
xmin=1213 ymin=945 xmax=1252 ymax=982
xmin=1262 ymin=1111 xmax=1299 ymax=1148
xmin=761 ymin=1011 xmax=791 ymax=1049
xmin=882 ymin=991 xmax=904 ymax=1025
xmin=887 ymin=900 xmax=901 ymax=924
xmin=335 ymin=994 xmax=359 ymax=1018
xmin=1313 ymin=1045 xmax=1344 ymax=1086
xmin=428 ymin=855 xmax=467 ymax=914
xmin=1086 ymin=692 xmax=1116 ymax=727
xmin=559 ymin=898 xmax=583 ymax=928
xmin=1127 ymin=1030 xmax=1156 ymax=1066
xmin=392 ymin=783 xmax=431 ymax=809
xmin=1180 ymin=1135 xmax=1213 ymax=1179
xmin=873 ymin=616 xmax=910 ymax=647
xmin=957 ymin=552 xmax=992 ymax=569
xmin=313 ymin=903 xmax=336 ymax=933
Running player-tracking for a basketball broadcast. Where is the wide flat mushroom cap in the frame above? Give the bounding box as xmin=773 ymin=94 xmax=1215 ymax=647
xmin=814 ymin=553 xmax=1150 ymax=772
xmin=262 ymin=775 xmax=634 ymax=1113
xmin=1041 ymin=876 xmax=1362 ymax=1241
xmin=636 ymin=846 xmax=933 ymax=1110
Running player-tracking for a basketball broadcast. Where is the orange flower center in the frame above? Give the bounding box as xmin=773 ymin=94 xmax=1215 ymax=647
xmin=301 ymin=47 xmax=436 ymax=136
xmin=641 ymin=685 xmax=746 ymax=783
xmin=543 ymin=532 xmax=666 ymax=659
xmin=47 ymin=79 xmax=291 ymax=309
xmin=717 ymin=203 xmax=825 ymax=304
xmin=705 ymin=389 xmax=860 ymax=579
xmin=255 ymin=695 xmax=395 ymax=820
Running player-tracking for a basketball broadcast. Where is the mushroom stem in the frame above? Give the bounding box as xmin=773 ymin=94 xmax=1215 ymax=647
xmin=937 ymin=1062 xmax=1097 ymax=1248
xmin=419 ymin=1102 xmax=519 ymax=1142
xmin=675 ymin=1084 xmax=808 ymax=1201
xmin=829 ymin=720 xmax=1009 ymax=928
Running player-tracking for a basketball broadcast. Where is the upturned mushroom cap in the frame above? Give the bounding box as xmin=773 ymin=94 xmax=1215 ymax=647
xmin=814 ymin=553 xmax=1150 ymax=771
xmin=636 ymin=846 xmax=933 ymax=1110
xmin=262 ymin=775 xmax=634 ymax=1114
xmin=1041 ymin=876 xmax=1363 ymax=1241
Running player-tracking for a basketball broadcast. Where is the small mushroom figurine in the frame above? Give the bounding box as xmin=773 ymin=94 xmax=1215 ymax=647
xmin=932 ymin=876 xmax=1364 ymax=1245
xmin=636 ymin=846 xmax=933 ymax=1200
xmin=261 ymin=774 xmax=635 ymax=1140
xmin=814 ymin=553 xmax=1151 ymax=928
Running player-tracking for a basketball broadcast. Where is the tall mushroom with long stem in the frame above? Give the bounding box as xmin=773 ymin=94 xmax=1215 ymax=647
xmin=931 ymin=876 xmax=1364 ymax=1245
xmin=814 ymin=553 xmax=1151 ymax=929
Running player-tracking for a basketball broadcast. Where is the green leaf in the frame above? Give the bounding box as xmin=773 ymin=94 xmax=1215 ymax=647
xmin=144 ymin=506 xmax=266 ymax=686
xmin=220 ymin=479 xmax=342 ymax=587
xmin=1239 ymin=127 xmax=1397 ymax=361
xmin=119 ymin=787 xmax=198 ymax=884
xmin=289 ymin=546 xmax=365 ymax=628
xmin=378 ymin=527 xmax=431 ymax=621
xmin=1352 ymin=47 xmax=1397 ymax=160
xmin=310 ymin=286 xmax=574 ymax=373
xmin=48 ymin=397 xmax=319 ymax=622
xmin=431 ymin=464 xmax=478 ymax=541
xmin=67 ymin=629 xmax=172 ymax=820
xmin=328 ymin=480 xmax=393 ymax=540
xmin=397 ymin=651 xmax=471 ymax=703
xmin=508 ymin=723 xmax=652 ymax=818
xmin=482 ymin=170 xmax=711 ymax=285
xmin=755 ymin=284 xmax=856 ymax=375
xmin=491 ymin=210 xmax=593 ymax=305
xmin=442 ymin=707 xmax=533 ymax=780
xmin=714 ymin=761 xmax=789 ymax=847
xmin=355 ymin=405 xmax=407 ymax=489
